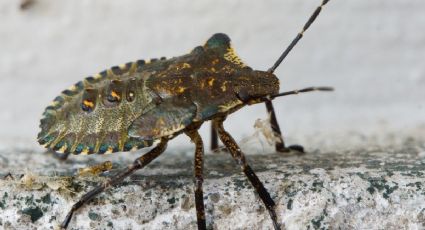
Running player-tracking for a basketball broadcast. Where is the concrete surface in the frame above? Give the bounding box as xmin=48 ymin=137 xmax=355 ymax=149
xmin=1 ymin=131 xmax=425 ymax=229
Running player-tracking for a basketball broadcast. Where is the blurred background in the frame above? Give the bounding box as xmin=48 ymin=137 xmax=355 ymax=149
xmin=0 ymin=0 xmax=424 ymax=153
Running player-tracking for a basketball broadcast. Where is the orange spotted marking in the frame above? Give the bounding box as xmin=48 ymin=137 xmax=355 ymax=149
xmin=110 ymin=90 xmax=120 ymax=100
xmin=83 ymin=100 xmax=94 ymax=108
xmin=208 ymin=78 xmax=215 ymax=86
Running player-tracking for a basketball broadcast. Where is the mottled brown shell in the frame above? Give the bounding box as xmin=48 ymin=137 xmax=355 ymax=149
xmin=38 ymin=33 xmax=279 ymax=155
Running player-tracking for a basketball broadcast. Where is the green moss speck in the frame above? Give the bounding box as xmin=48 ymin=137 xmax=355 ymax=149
xmin=287 ymin=199 xmax=293 ymax=210
xmin=311 ymin=214 xmax=325 ymax=229
xmin=0 ymin=191 xmax=8 ymax=209
xmin=367 ymin=186 xmax=375 ymax=194
xmin=386 ymin=171 xmax=394 ymax=177
xmin=41 ymin=194 xmax=51 ymax=204
xmin=233 ymin=178 xmax=246 ymax=190
xmin=70 ymin=180 xmax=84 ymax=193
xmin=111 ymin=198 xmax=125 ymax=205
xmin=167 ymin=197 xmax=176 ymax=205
xmin=88 ymin=211 xmax=100 ymax=221
xmin=310 ymin=181 xmax=324 ymax=192
xmin=25 ymin=195 xmax=35 ymax=206
xmin=407 ymin=182 xmax=422 ymax=191
xmin=383 ymin=185 xmax=399 ymax=199
xmin=366 ymin=177 xmax=398 ymax=199
xmin=22 ymin=206 xmax=43 ymax=222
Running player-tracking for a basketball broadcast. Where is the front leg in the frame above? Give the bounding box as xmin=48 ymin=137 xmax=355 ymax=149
xmin=213 ymin=117 xmax=281 ymax=230
xmin=265 ymin=101 xmax=304 ymax=153
xmin=265 ymin=101 xmax=286 ymax=151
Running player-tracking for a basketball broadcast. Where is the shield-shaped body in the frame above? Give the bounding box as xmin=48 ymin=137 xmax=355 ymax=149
xmin=38 ymin=33 xmax=279 ymax=155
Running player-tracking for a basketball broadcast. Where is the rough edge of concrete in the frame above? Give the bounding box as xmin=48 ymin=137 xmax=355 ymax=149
xmin=0 ymin=135 xmax=425 ymax=229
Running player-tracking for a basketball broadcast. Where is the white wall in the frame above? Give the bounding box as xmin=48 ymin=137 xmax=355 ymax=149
xmin=1 ymin=0 xmax=424 ymax=151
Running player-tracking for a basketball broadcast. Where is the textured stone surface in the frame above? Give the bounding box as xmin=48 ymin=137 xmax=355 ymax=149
xmin=1 ymin=134 xmax=425 ymax=229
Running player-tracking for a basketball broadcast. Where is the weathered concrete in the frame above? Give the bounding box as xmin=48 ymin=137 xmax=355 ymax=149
xmin=1 ymin=135 xmax=425 ymax=230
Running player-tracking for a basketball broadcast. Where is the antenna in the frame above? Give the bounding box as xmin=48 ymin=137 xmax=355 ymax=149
xmin=268 ymin=0 xmax=330 ymax=73
xmin=270 ymin=86 xmax=334 ymax=99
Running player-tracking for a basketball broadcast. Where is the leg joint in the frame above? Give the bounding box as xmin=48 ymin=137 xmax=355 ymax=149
xmin=194 ymin=178 xmax=203 ymax=188
xmin=134 ymin=158 xmax=143 ymax=168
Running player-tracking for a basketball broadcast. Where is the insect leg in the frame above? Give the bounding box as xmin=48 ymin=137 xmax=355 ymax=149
xmin=60 ymin=138 xmax=168 ymax=229
xmin=210 ymin=123 xmax=219 ymax=151
xmin=186 ymin=130 xmax=207 ymax=230
xmin=265 ymin=102 xmax=305 ymax=153
xmin=265 ymin=101 xmax=286 ymax=152
xmin=213 ymin=117 xmax=281 ymax=230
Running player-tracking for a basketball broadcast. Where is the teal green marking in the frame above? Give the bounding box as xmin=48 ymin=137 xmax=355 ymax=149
xmin=99 ymin=144 xmax=108 ymax=154
xmin=75 ymin=144 xmax=84 ymax=153
xmin=124 ymin=142 xmax=133 ymax=151
xmin=54 ymin=140 xmax=65 ymax=149
xmin=39 ymin=135 xmax=54 ymax=145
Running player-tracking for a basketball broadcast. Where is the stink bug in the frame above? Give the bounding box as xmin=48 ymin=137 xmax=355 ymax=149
xmin=38 ymin=0 xmax=332 ymax=229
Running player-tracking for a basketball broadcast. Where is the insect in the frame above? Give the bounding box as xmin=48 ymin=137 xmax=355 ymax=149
xmin=37 ymin=0 xmax=331 ymax=229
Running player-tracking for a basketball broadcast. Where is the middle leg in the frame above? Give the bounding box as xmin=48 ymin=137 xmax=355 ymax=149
xmin=186 ymin=129 xmax=206 ymax=230
xmin=210 ymin=122 xmax=219 ymax=151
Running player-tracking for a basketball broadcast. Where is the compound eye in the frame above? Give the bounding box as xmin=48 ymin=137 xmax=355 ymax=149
xmin=235 ymin=90 xmax=251 ymax=102
xmin=81 ymin=88 xmax=98 ymax=112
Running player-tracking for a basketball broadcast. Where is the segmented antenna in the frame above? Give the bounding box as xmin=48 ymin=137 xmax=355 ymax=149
xmin=268 ymin=0 xmax=330 ymax=73
xmin=270 ymin=86 xmax=334 ymax=99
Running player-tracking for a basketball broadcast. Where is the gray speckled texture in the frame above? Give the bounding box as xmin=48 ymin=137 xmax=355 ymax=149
xmin=1 ymin=134 xmax=425 ymax=229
